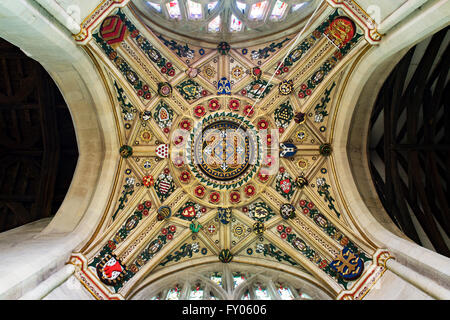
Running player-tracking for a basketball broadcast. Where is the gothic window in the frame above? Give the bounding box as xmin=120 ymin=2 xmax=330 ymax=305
xmin=130 ymin=264 xmax=332 ymax=300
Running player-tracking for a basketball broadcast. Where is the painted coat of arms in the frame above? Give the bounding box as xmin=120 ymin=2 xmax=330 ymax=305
xmin=96 ymin=254 xmax=127 ymax=287
xmin=218 ymin=207 xmax=232 ymax=224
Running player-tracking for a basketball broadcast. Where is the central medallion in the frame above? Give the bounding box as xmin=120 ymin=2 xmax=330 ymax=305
xmin=187 ymin=112 xmax=261 ymax=190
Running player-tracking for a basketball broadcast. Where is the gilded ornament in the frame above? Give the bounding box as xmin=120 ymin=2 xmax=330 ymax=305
xmin=218 ymin=249 xmax=233 ymax=263
xmin=119 ymin=145 xmax=133 ymax=158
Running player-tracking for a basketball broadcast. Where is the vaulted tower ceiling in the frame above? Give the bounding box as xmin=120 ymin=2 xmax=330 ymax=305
xmin=68 ymin=0 xmax=393 ymax=300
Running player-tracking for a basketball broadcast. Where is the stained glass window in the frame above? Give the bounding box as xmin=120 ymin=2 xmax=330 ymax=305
xmin=138 ymin=0 xmax=314 ymax=42
xmin=210 ymin=272 xmax=223 ymax=287
xmin=292 ymin=2 xmax=308 ymax=11
xmin=249 ymin=1 xmax=268 ymax=20
xmin=229 ymin=14 xmax=243 ymax=32
xmin=242 ymin=289 xmax=251 ymax=300
xmin=236 ymin=1 xmax=247 ymax=13
xmin=299 ymin=292 xmax=313 ymax=299
xmin=232 ymin=272 xmax=246 ymax=288
xmin=147 ymin=1 xmax=161 ymax=12
xmin=254 ymin=283 xmax=270 ymax=300
xmin=208 ymin=15 xmax=221 ymax=32
xmin=270 ymin=1 xmax=288 ymax=20
xmin=187 ymin=0 xmax=203 ymax=20
xmin=189 ymin=283 xmax=204 ymax=300
xmin=166 ymin=284 xmax=182 ymax=300
xmin=207 ymin=1 xmax=218 ymax=12
xmin=166 ymin=0 xmax=182 ymax=20
xmin=277 ymin=284 xmax=294 ymax=300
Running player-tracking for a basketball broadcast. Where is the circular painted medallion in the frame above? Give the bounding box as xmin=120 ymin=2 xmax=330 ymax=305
xmin=187 ymin=112 xmax=261 ymax=190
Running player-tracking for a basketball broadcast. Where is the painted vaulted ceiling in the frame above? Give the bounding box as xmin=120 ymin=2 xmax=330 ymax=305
xmin=68 ymin=0 xmax=392 ymax=300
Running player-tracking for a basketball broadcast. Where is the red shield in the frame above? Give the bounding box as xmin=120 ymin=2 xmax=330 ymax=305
xmin=182 ymin=206 xmax=196 ymax=218
xmin=280 ymin=178 xmax=292 ymax=193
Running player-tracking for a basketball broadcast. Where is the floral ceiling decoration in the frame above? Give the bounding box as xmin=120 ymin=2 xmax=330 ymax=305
xmin=69 ymin=0 xmax=391 ymax=300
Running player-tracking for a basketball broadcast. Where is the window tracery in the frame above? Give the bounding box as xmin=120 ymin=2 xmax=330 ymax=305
xmin=132 ymin=264 xmax=331 ymax=300
xmin=133 ymin=0 xmax=315 ymax=44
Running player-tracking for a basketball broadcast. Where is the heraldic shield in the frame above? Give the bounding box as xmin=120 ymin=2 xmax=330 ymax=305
xmin=96 ymin=254 xmax=127 ymax=287
xmin=218 ymin=207 xmax=232 ymax=224
xmin=329 ymin=246 xmax=364 ymax=281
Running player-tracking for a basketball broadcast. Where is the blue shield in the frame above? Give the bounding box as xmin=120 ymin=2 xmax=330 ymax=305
xmin=217 ymin=77 xmax=231 ymax=95
xmin=218 ymin=207 xmax=232 ymax=224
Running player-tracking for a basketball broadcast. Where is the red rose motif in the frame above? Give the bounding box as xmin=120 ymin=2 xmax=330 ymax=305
xmin=230 ymin=191 xmax=241 ymax=203
xmin=229 ymin=99 xmax=240 ymax=111
xmin=278 ymin=127 xmax=284 ymax=134
xmin=209 ymin=192 xmax=220 ymax=203
xmin=299 ymin=200 xmax=306 ymax=207
xmin=200 ymin=207 xmax=207 ymax=213
xmin=285 ymin=227 xmax=292 ymax=234
xmin=142 ymin=175 xmax=154 ymax=188
xmin=282 ymin=67 xmax=289 ymax=73
xmin=277 ymin=225 xmax=284 ymax=231
xmin=208 ymin=99 xmax=220 ymax=111
xmin=169 ymin=225 xmax=176 ymax=232
xmin=194 ymin=185 xmax=205 ymax=198
xmin=301 ymin=84 xmax=307 ymax=90
xmin=307 ymin=202 xmax=314 ymax=209
xmin=194 ymin=105 xmax=206 ymax=117
xmin=257 ymin=119 xmax=269 ymax=130
xmin=279 ymin=167 xmax=285 ymax=173
xmin=138 ymin=204 xmax=145 ymax=211
xmin=263 ymin=155 xmax=274 ymax=167
xmin=241 ymin=89 xmax=247 ymax=95
xmin=242 ymin=207 xmax=248 ymax=212
xmin=166 ymin=62 xmax=172 ymax=68
xmin=174 ymin=156 xmax=184 ymax=167
xmin=142 ymin=209 xmax=149 ymax=216
xmin=168 ymin=69 xmax=175 ymax=76
xmin=244 ymin=185 xmax=255 ymax=197
xmin=305 ymin=89 xmax=312 ymax=96
xmin=167 ymin=234 xmax=173 ymax=240
xmin=144 ymin=93 xmax=151 ymax=100
xmin=201 ymin=90 xmax=208 ymax=96
xmin=303 ymin=208 xmax=309 ymax=214
xmin=253 ymin=67 xmax=262 ymax=76
xmin=298 ymin=92 xmax=305 ymax=99
xmin=174 ymin=135 xmax=184 ymax=145
xmin=180 ymin=171 xmax=190 ymax=183
xmin=163 ymin=127 xmax=170 ymax=134
xmin=275 ymin=70 xmax=281 ymax=75
xmin=258 ymin=171 xmax=269 ymax=182
xmin=107 ymin=240 xmax=116 ymax=250
xmin=161 ymin=228 xmax=168 ymax=235
xmin=142 ymin=85 xmax=149 ymax=91
xmin=163 ymin=168 xmax=170 ymax=175
xmin=161 ymin=67 xmax=167 ymax=73
xmin=266 ymin=134 xmax=272 ymax=146
xmin=179 ymin=119 xmax=192 ymax=131
xmin=145 ymin=201 xmax=152 ymax=208
xmin=280 ymin=232 xmax=287 ymax=239
xmin=137 ymin=89 xmax=144 ymax=96
xmin=243 ymin=105 xmax=254 ymax=117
